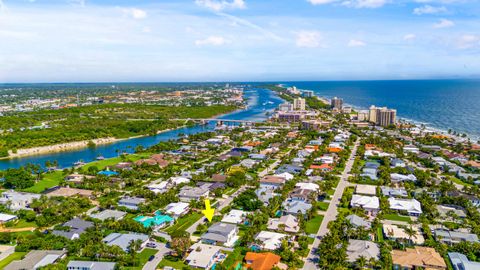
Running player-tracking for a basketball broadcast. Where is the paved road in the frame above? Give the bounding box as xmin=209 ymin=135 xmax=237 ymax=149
xmin=302 ymin=139 xmax=360 ymax=270
xmin=142 ymin=242 xmax=171 ymax=270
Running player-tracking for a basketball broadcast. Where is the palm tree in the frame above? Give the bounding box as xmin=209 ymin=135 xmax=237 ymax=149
xmin=403 ymin=225 xmax=417 ymax=245
xmin=355 ymin=256 xmax=367 ymax=269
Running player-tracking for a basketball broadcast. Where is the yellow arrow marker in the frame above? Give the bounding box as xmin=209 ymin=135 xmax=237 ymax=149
xmin=202 ymin=199 xmax=215 ymax=222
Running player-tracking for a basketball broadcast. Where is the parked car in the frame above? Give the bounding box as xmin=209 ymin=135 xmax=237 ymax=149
xmin=148 ymin=255 xmax=155 ymax=261
xmin=146 ymin=242 xmax=157 ymax=248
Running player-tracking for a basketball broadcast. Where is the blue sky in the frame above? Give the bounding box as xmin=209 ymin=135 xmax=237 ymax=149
xmin=0 ymin=0 xmax=479 ymax=82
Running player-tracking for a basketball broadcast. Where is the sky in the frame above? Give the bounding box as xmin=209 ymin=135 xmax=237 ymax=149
xmin=0 ymin=0 xmax=479 ymax=82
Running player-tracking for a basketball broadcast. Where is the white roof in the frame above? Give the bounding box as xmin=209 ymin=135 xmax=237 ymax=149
xmin=170 ymin=176 xmax=190 ymax=185
xmin=295 ymin=182 xmax=319 ymax=191
xmin=355 ymin=184 xmax=377 ymax=195
xmin=383 ymin=224 xmax=425 ymax=244
xmin=255 ymin=231 xmax=287 ymax=250
xmin=221 ymin=209 xmax=247 ymax=224
xmin=0 ymin=213 xmax=17 ymax=222
xmin=391 ymin=173 xmax=417 ymax=182
xmin=274 ymin=172 xmax=293 ymax=181
xmin=186 ymin=243 xmax=222 ymax=268
xmin=350 ymin=195 xmax=380 ymax=210
xmin=165 ymin=202 xmax=189 ymax=216
xmin=388 ymin=198 xmax=422 ymax=214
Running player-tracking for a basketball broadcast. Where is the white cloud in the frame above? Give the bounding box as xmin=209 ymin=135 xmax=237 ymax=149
xmin=307 ymin=0 xmax=339 ymax=5
xmin=0 ymin=0 xmax=6 ymax=12
xmin=296 ymin=31 xmax=325 ymax=48
xmin=121 ymin=8 xmax=147 ymax=19
xmin=457 ymin=34 xmax=480 ymax=49
xmin=142 ymin=26 xmax=151 ymax=33
xmin=433 ymin=18 xmax=454 ymax=28
xmin=195 ymin=0 xmax=246 ymax=12
xmin=217 ymin=12 xmax=283 ymax=41
xmin=342 ymin=0 xmax=387 ymax=8
xmin=195 ymin=36 xmax=231 ymax=46
xmin=403 ymin=34 xmax=416 ymax=41
xmin=69 ymin=0 xmax=86 ymax=7
xmin=348 ymin=39 xmax=366 ymax=47
xmin=413 ymin=5 xmax=447 ymax=15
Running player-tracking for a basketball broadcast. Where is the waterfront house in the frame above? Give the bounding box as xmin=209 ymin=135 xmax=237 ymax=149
xmin=118 ymin=196 xmax=146 ymax=210
xmin=103 ymin=232 xmax=149 ymax=252
xmin=388 ymin=198 xmax=423 ymax=216
xmin=67 ymin=261 xmax=116 ymax=270
xmin=254 ymin=231 xmax=288 ymax=251
xmin=201 ymin=222 xmax=239 ymax=247
xmin=346 ymin=240 xmax=380 ymax=263
xmin=392 ymin=247 xmax=446 ymax=270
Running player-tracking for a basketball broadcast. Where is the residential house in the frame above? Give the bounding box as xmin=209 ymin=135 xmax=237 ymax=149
xmin=118 ymin=197 xmax=146 ymax=210
xmin=249 ymin=154 xmax=267 ymax=160
xmin=350 ymin=195 xmax=380 ymax=216
xmin=288 ymin=188 xmax=314 ymax=202
xmin=240 ymin=159 xmax=257 ymax=169
xmin=89 ymin=209 xmax=126 ymax=221
xmin=254 ymin=231 xmax=287 ymax=251
xmin=275 ymin=164 xmax=302 ymax=175
xmin=256 ymin=187 xmax=278 ymax=206
xmin=391 ymin=158 xmax=406 ymax=168
xmin=0 ymin=213 xmax=17 ymax=224
xmin=4 ymin=250 xmax=66 ymax=270
xmin=185 ymin=243 xmax=223 ymax=270
xmin=67 ymin=261 xmax=116 ymax=270
xmin=282 ymin=199 xmax=312 ymax=216
xmin=447 ymin=191 xmax=480 ymax=207
xmin=383 ymin=224 xmax=425 ymax=245
xmin=361 ymin=161 xmax=380 ymax=180
xmin=146 ymin=181 xmax=170 ymax=194
xmin=52 ymin=218 xmax=94 ymax=240
xmin=0 ymin=191 xmax=41 ymax=211
xmin=170 ymin=176 xmax=191 ymax=185
xmin=178 ymin=186 xmax=209 ymax=202
xmin=434 ymin=229 xmax=479 ymax=245
xmin=295 ymin=182 xmax=319 ymax=192
xmin=102 ymin=233 xmax=149 ymax=252
xmin=221 ymin=210 xmax=248 ymax=224
xmin=346 ymin=214 xmax=371 ymax=229
xmin=346 ymin=240 xmax=380 ymax=263
xmin=244 ymin=252 xmax=281 ymax=270
xmin=392 ymin=247 xmax=446 ymax=270
xmin=391 ymin=173 xmax=417 ymax=183
xmin=436 ymin=205 xmax=467 ymax=220
xmin=388 ymin=198 xmax=423 ymax=216
xmin=164 ymin=202 xmax=190 ymax=218
xmin=449 ymin=252 xmax=480 ymax=270
xmin=260 ymin=176 xmax=286 ymax=189
xmin=201 ymin=222 xmax=239 ymax=247
xmin=310 ymin=164 xmax=333 ymax=172
xmin=211 ymin=174 xmax=227 ymax=183
xmin=267 ymin=214 xmax=300 ymax=233
xmin=355 ymin=184 xmax=377 ymax=196
xmin=403 ymin=145 xmax=420 ymax=154
xmin=381 ymin=187 xmax=408 ymax=198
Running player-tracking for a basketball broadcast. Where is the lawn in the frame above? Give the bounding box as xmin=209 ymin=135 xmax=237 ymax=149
xmin=6 ymin=219 xmax=37 ymax=229
xmin=376 ymin=226 xmax=384 ymax=242
xmin=317 ymin=202 xmax=330 ymax=211
xmin=81 ymin=153 xmax=149 ymax=171
xmin=305 ymin=215 xmax=324 ymax=235
xmin=447 ymin=176 xmax=474 ymax=188
xmin=383 ymin=214 xmax=411 ymax=222
xmin=157 ymin=257 xmax=188 ymax=269
xmin=0 ymin=252 xmax=26 ymax=269
xmin=221 ymin=247 xmax=245 ymax=269
xmin=22 ymin=170 xmax=64 ymax=193
xmin=121 ymin=248 xmax=158 ymax=270
xmin=164 ymin=212 xmax=203 ymax=235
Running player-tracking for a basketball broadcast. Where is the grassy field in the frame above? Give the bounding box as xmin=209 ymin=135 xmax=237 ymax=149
xmin=221 ymin=247 xmax=245 ymax=269
xmin=157 ymin=257 xmax=188 ymax=269
xmin=22 ymin=170 xmax=64 ymax=193
xmin=0 ymin=252 xmax=26 ymax=269
xmin=317 ymin=202 xmax=330 ymax=211
xmin=121 ymin=248 xmax=158 ymax=270
xmin=82 ymin=153 xmax=150 ymax=171
xmin=164 ymin=212 xmax=203 ymax=235
xmin=305 ymin=215 xmax=324 ymax=235
xmin=5 ymin=219 xmax=37 ymax=229
xmin=376 ymin=226 xmax=384 ymax=242
xmin=383 ymin=214 xmax=411 ymax=222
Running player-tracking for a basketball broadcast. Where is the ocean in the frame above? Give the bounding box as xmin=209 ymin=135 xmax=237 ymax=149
xmin=280 ymin=80 xmax=480 ymax=140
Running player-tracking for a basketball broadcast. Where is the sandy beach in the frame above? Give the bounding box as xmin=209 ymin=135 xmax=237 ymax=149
xmin=6 ymin=137 xmax=121 ymax=159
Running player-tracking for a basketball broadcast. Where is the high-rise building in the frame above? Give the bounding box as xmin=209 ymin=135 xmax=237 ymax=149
xmin=293 ymin=98 xmax=306 ymax=111
xmin=279 ymin=103 xmax=293 ymax=112
xmin=331 ymin=97 xmax=343 ymax=110
xmin=369 ymin=105 xmax=396 ymax=126
xmin=302 ymin=90 xmax=314 ymax=98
